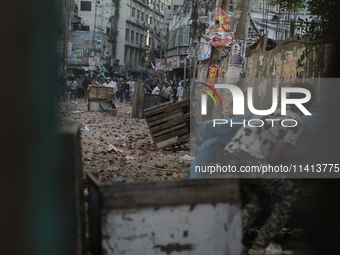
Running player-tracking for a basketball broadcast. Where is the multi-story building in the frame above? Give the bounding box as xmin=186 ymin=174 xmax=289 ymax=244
xmin=115 ymin=0 xmax=167 ymax=76
xmin=165 ymin=0 xmax=192 ymax=83
xmin=63 ymin=0 xmax=166 ymax=77
xmin=65 ymin=0 xmax=114 ymax=72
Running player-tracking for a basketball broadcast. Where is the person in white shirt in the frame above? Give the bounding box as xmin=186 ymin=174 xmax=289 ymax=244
xmin=110 ymin=77 xmax=118 ymax=99
xmin=152 ymin=84 xmax=162 ymax=95
xmin=127 ymin=78 xmax=135 ymax=104
xmin=177 ymin=80 xmax=184 ymax=102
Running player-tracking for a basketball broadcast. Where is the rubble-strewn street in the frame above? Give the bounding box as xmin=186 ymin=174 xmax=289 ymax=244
xmin=58 ymin=99 xmax=192 ymax=183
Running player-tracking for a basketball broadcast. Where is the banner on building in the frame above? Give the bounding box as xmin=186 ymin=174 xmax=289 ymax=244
xmin=205 ymin=8 xmax=233 ymax=51
xmin=198 ymin=43 xmax=211 ymax=61
xmin=155 ymin=59 xmax=167 ymax=74
xmin=88 ymin=56 xmax=100 ymax=71
xmin=167 ymin=58 xmax=173 ymax=71
xmin=207 ymin=64 xmax=219 ymax=86
xmin=66 ymin=42 xmax=73 ymax=58
xmin=214 ymin=8 xmax=232 ymax=32
xmin=229 ymin=39 xmax=245 ymax=66
xmin=139 ymin=64 xmax=146 ymax=72
xmin=69 ymin=49 xmax=83 ymax=61
xmin=84 ymin=32 xmax=101 ymax=41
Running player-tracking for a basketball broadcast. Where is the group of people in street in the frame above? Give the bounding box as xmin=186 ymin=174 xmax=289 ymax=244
xmin=59 ymin=73 xmax=189 ymax=109
xmin=59 ymin=74 xmax=136 ymax=103
xmin=96 ymin=76 xmax=136 ymax=103
xmin=59 ymin=74 xmax=90 ymax=101
xmin=146 ymin=78 xmax=188 ymax=103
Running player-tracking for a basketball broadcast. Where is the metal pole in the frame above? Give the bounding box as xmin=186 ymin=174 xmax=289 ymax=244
xmin=101 ymin=3 xmax=104 ymax=59
xmin=160 ymin=23 xmax=162 ymax=59
xmin=152 ymin=0 xmax=155 ymax=52
xmin=92 ymin=0 xmax=98 ymax=48
xmin=189 ymin=0 xmax=199 ymax=98
xmin=262 ymin=30 xmax=268 ymax=52
xmin=225 ymin=0 xmax=252 ymax=79
xmin=64 ymin=0 xmax=70 ymax=71
xmin=184 ymin=56 xmax=186 ymax=99
xmin=207 ymin=0 xmax=230 ymax=119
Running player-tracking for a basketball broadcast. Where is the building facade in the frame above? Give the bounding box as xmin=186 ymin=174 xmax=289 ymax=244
xmin=67 ymin=0 xmax=114 ymax=70
xmin=165 ymin=0 xmax=192 ymax=83
xmin=115 ymin=0 xmax=167 ymax=76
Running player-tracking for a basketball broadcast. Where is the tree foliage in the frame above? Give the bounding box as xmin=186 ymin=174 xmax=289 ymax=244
xmin=145 ymin=42 xmax=168 ymax=69
xmin=268 ymin=0 xmax=338 ymax=39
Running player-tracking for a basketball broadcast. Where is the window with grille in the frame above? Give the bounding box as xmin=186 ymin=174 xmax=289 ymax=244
xmin=81 ymin=25 xmax=90 ymax=31
xmin=80 ymin=1 xmax=91 ymax=11
xmin=137 ymin=10 xmax=140 ymax=19
xmin=126 ymin=29 xmax=130 ymax=40
xmin=132 ymin=7 xmax=135 ymax=17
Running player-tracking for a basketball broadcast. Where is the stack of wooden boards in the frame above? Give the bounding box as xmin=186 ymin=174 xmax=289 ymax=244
xmin=144 ymin=99 xmax=194 ymax=149
xmin=88 ymin=86 xmax=115 ymax=111
xmin=88 ymin=86 xmax=115 ymax=99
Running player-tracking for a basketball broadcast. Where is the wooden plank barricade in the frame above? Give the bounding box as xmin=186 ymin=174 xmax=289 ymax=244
xmin=144 ymin=98 xmax=194 ymax=149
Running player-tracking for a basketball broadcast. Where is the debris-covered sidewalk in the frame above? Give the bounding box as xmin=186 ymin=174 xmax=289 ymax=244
xmin=57 ymin=99 xmax=192 ymax=183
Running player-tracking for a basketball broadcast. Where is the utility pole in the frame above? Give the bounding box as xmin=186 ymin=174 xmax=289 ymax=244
xmin=160 ymin=23 xmax=163 ymax=59
xmin=152 ymin=0 xmax=156 ymax=53
xmin=224 ymin=0 xmax=252 ymax=79
xmin=205 ymin=0 xmax=230 ymax=120
xmin=92 ymin=0 xmax=98 ymax=50
xmin=207 ymin=0 xmax=230 ymax=70
xmin=189 ymin=0 xmax=200 ymax=103
xmin=210 ymin=0 xmax=252 ymax=119
xmin=64 ymin=0 xmax=70 ymax=71
xmin=184 ymin=55 xmax=186 ymax=94
xmin=101 ymin=4 xmax=104 ymax=60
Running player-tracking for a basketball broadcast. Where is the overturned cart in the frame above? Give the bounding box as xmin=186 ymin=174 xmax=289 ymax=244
xmin=144 ymin=99 xmax=195 ymax=149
